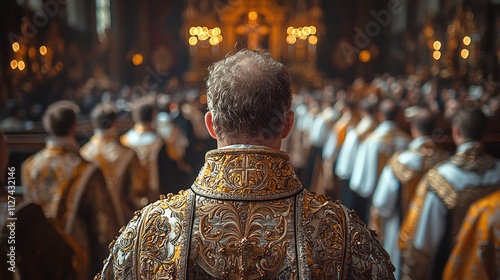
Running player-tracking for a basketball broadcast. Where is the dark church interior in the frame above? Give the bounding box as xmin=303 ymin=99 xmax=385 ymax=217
xmin=1 ymin=0 xmax=500 ymax=279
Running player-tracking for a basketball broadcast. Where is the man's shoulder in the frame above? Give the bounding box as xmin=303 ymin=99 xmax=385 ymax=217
xmin=102 ymin=190 xmax=194 ymax=279
xmin=81 ymin=138 xmax=134 ymax=162
xmin=139 ymin=190 xmax=193 ymax=220
xmin=302 ymin=190 xmax=395 ymax=279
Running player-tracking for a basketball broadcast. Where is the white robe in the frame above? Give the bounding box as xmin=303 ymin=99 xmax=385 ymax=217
xmin=308 ymin=107 xmax=339 ymax=148
xmin=372 ymin=136 xmax=430 ymax=279
xmin=335 ymin=116 xmax=376 ymax=180
xmin=350 ymin=121 xmax=410 ymax=198
xmin=413 ymin=142 xmax=500 ymax=271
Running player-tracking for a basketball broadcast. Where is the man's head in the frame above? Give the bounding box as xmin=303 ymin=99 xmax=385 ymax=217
xmin=205 ymin=50 xmax=294 ymax=148
xmin=378 ymin=99 xmax=398 ymax=122
xmin=338 ymin=100 xmax=356 ymax=114
xmin=452 ymin=108 xmax=488 ymax=145
xmin=91 ymin=103 xmax=117 ymax=130
xmin=132 ymin=99 xmax=157 ymax=125
xmin=42 ymin=101 xmax=79 ymax=137
xmin=359 ymin=98 xmax=378 ymax=117
xmin=409 ymin=107 xmax=436 ymax=138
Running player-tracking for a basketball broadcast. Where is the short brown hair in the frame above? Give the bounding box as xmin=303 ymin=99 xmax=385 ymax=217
xmin=452 ymin=108 xmax=488 ymax=141
xmin=91 ymin=103 xmax=117 ymax=129
xmin=132 ymin=99 xmax=156 ymax=124
xmin=42 ymin=101 xmax=79 ymax=136
xmin=379 ymin=99 xmax=398 ymax=121
xmin=411 ymin=107 xmax=436 ymax=136
xmin=206 ymin=50 xmax=292 ymax=143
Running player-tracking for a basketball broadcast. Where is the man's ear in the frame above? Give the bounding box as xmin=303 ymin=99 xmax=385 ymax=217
xmin=204 ymin=111 xmax=217 ymax=140
xmin=281 ymin=111 xmax=295 ymax=139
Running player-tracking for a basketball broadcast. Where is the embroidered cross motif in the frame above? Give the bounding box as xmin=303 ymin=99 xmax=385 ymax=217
xmin=231 ymin=155 xmax=260 ymax=186
xmin=219 ymin=237 xmax=269 ymax=279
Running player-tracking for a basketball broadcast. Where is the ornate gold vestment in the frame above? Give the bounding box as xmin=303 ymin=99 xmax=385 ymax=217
xmin=373 ymin=128 xmax=411 ymax=186
xmin=22 ymin=139 xmax=120 ymax=278
xmin=81 ymin=130 xmax=148 ymax=224
xmin=370 ymin=139 xmax=448 ymax=240
xmin=398 ymin=144 xmax=500 ymax=279
xmin=98 ymin=149 xmax=394 ymax=279
xmin=443 ymin=190 xmax=500 ymax=280
xmin=120 ymin=124 xmax=164 ymax=200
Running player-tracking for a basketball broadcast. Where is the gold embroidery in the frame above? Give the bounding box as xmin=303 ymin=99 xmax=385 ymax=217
xmin=388 ymin=152 xmax=419 ymax=184
xmin=372 ymin=128 xmax=411 ymax=191
xmin=426 ymin=168 xmax=457 ymax=209
xmin=303 ymin=194 xmax=347 ymax=279
xmin=137 ymin=191 xmax=194 ymax=279
xmin=22 ymin=148 xmax=90 ymax=228
xmin=190 ymin=197 xmax=294 ymax=279
xmin=450 ymin=143 xmax=497 ymax=173
xmin=120 ymin=132 xmax=164 ymax=199
xmin=449 ymin=185 xmax=500 ymax=238
xmin=389 ymin=141 xmax=448 ymax=218
xmin=399 ymin=176 xmax=429 ymax=250
xmin=100 ymin=150 xmax=395 ymax=279
xmin=192 ymin=149 xmax=303 ymax=201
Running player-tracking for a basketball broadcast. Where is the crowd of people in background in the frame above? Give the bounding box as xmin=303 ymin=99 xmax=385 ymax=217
xmin=1 ymin=70 xmax=500 ymax=279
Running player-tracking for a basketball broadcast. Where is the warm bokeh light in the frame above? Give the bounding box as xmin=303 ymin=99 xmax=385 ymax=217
xmin=248 ymin=11 xmax=258 ymax=20
xmin=463 ymin=36 xmax=471 ymax=46
xmin=461 ymin=49 xmax=469 ymax=59
xmin=199 ymin=32 xmax=209 ymax=41
xmin=308 ymin=35 xmax=318 ymax=45
xmin=359 ymin=50 xmax=371 ymax=62
xmin=209 ymin=36 xmax=219 ymax=46
xmin=10 ymin=60 xmax=17 ymax=69
xmin=39 ymin=45 xmax=48 ymax=56
xmin=287 ymin=26 xmax=318 ymax=43
xmin=286 ymin=35 xmax=296 ymax=44
xmin=189 ymin=36 xmax=198 ymax=46
xmin=12 ymin=42 xmax=20 ymax=52
xmin=433 ymin=41 xmax=441 ymax=50
xmin=189 ymin=27 xmax=196 ymax=36
xmin=188 ymin=26 xmax=222 ymax=46
xmin=303 ymin=26 xmax=310 ymax=35
xmin=132 ymin=53 xmax=143 ymax=66
xmin=433 ymin=50 xmax=441 ymax=60
xmin=17 ymin=60 xmax=25 ymax=71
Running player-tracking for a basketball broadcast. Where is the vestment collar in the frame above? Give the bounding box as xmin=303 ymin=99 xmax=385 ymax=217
xmin=456 ymin=141 xmax=480 ymax=154
xmin=46 ymin=136 xmax=79 ymax=153
xmin=133 ymin=123 xmax=155 ymax=133
xmin=373 ymin=120 xmax=396 ymax=135
xmin=409 ymin=136 xmax=431 ymax=150
xmin=94 ymin=128 xmax=118 ymax=138
xmin=451 ymin=141 xmax=496 ymax=173
xmin=192 ymin=148 xmax=303 ymax=201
